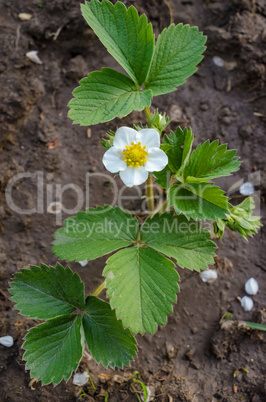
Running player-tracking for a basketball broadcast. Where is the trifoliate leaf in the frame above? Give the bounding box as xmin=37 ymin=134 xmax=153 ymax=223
xmin=140 ymin=213 xmax=216 ymax=271
xmin=53 ymin=206 xmax=139 ymax=262
xmin=81 ymin=0 xmax=154 ymax=86
xmin=10 ymin=263 xmax=85 ymax=320
xmin=104 ymin=247 xmax=179 ymax=335
xmin=23 ymin=314 xmax=85 ymax=385
xmin=145 ymin=24 xmax=206 ymax=96
xmin=169 ymin=182 xmax=229 ymax=220
xmin=83 ymin=296 xmax=137 ymax=367
xmin=183 ymin=140 xmax=241 ymax=182
xmin=69 ymin=68 xmax=152 ymax=126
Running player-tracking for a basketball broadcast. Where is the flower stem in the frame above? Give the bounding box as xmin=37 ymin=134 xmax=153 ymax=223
xmin=144 ymin=106 xmax=155 ymax=213
xmin=92 ymin=281 xmax=105 ymax=297
xmin=144 ymin=106 xmax=151 ymax=121
xmin=146 ymin=173 xmax=155 ymax=212
xmin=151 ymin=199 xmax=169 ymax=218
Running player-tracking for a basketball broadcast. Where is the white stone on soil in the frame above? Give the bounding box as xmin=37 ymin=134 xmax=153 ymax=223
xmin=239 ymin=182 xmax=255 ymax=196
xmin=241 ymin=296 xmax=254 ymax=312
xmin=0 ymin=335 xmax=14 ymax=347
xmin=212 ymin=56 xmax=225 ymax=67
xmin=73 ymin=372 xmax=89 ymax=386
xmin=200 ymin=269 xmax=218 ymax=283
xmin=26 ymin=51 xmax=43 ymax=65
xmin=245 ymin=278 xmax=259 ymax=295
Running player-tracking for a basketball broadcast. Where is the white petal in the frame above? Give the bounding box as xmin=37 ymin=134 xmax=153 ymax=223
xmin=137 ymin=129 xmax=160 ymax=149
xmin=102 ymin=147 xmax=127 ymax=173
xmin=119 ymin=166 xmax=148 ymax=187
xmin=144 ymin=148 xmax=168 ymax=172
xmin=113 ymin=127 xmax=138 ymax=150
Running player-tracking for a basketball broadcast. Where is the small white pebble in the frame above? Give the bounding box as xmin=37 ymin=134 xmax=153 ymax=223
xmin=26 ymin=50 xmax=43 ymax=65
xmin=212 ymin=56 xmax=225 ymax=67
xmin=241 ymin=296 xmax=254 ymax=312
xmin=18 ymin=13 xmax=32 ymax=21
xmin=73 ymin=372 xmax=89 ymax=386
xmin=200 ymin=269 xmax=218 ymax=283
xmin=239 ymin=182 xmax=254 ymax=196
xmin=47 ymin=201 xmax=62 ymax=214
xmin=0 ymin=335 xmax=14 ymax=347
xmin=78 ymin=260 xmax=88 ymax=267
xmin=245 ymin=278 xmax=259 ymax=295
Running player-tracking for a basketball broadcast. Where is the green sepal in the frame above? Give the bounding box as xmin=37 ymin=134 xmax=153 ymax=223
xmin=101 ymin=130 xmax=116 ymax=150
xmin=146 ymin=109 xmax=171 ymax=134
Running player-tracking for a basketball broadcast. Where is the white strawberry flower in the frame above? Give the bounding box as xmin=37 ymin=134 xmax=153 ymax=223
xmin=102 ymin=127 xmax=168 ymax=187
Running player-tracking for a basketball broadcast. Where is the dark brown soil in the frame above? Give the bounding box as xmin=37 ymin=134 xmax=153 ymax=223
xmin=0 ymin=0 xmax=265 ymax=401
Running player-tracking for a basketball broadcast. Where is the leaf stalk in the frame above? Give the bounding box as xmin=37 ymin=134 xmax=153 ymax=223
xmin=92 ymin=281 xmax=105 ymax=297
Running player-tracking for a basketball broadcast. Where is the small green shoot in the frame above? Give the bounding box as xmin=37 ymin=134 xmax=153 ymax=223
xmin=132 ymin=371 xmax=149 ymax=402
xmin=87 ymin=370 xmax=96 ymax=390
xmin=245 ymin=322 xmax=266 ymax=331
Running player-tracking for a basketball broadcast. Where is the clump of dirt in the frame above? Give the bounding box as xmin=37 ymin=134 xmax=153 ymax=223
xmin=0 ymin=0 xmax=265 ymax=401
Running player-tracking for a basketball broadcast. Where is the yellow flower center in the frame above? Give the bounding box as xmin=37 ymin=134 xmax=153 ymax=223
xmin=122 ymin=142 xmax=148 ymax=168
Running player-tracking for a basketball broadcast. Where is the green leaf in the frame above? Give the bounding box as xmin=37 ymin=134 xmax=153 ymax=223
xmin=165 ymin=127 xmax=193 ymax=173
xmin=81 ymin=0 xmax=154 ymax=86
xmin=104 ymin=247 xmax=179 ymax=335
xmin=53 ymin=206 xmax=139 ymax=262
xmin=153 ymin=165 xmax=173 ymax=189
xmin=83 ymin=296 xmax=137 ymax=367
xmin=68 ymin=68 xmax=152 ymax=126
xmin=169 ymin=182 xmax=229 ymax=220
xmin=183 ymin=140 xmax=240 ymax=182
xmin=154 ymin=127 xmax=193 ymax=188
xmin=245 ymin=322 xmax=266 ymax=331
xmin=10 ymin=263 xmax=85 ymax=320
xmin=145 ymin=24 xmax=206 ymax=96
xmin=23 ymin=314 xmax=85 ymax=385
xmin=140 ymin=213 xmax=216 ymax=271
